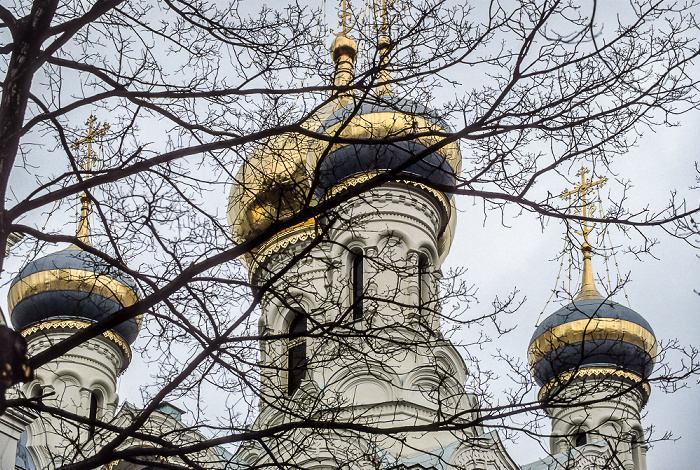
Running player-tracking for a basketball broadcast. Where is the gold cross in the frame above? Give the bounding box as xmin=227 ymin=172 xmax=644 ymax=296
xmin=71 ymin=114 xmax=109 ymax=245
xmin=560 ymin=167 xmax=607 ymax=246
xmin=334 ymin=0 xmax=355 ymax=36
xmin=71 ymin=114 xmax=109 ymax=174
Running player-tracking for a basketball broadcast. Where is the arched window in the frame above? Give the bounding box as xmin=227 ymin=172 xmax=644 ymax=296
xmin=631 ymin=429 xmax=645 ymax=469
xmin=574 ymin=432 xmax=586 ymax=447
xmin=417 ymin=254 xmax=429 ymax=310
xmin=287 ymin=315 xmax=307 ymax=396
xmin=88 ymin=391 xmax=99 ymax=439
xmin=29 ymin=384 xmax=42 ymax=405
xmin=351 ymin=251 xmax=364 ymax=321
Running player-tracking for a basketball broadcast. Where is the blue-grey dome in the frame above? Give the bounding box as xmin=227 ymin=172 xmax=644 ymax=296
xmin=8 ymin=247 xmax=141 ymax=344
xmin=311 ymin=97 xmax=460 ymax=200
xmin=528 ymin=298 xmax=656 ymax=387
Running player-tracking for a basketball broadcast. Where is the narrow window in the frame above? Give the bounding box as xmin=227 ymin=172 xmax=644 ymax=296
xmin=287 ymin=315 xmax=307 ymax=396
xmin=574 ymin=432 xmax=586 ymax=447
xmin=631 ymin=430 xmax=644 ymax=468
xmin=417 ymin=255 xmax=429 ymax=310
xmin=351 ymin=251 xmax=364 ymax=321
xmin=30 ymin=384 xmax=42 ymax=405
xmin=88 ymin=391 xmax=99 ymax=439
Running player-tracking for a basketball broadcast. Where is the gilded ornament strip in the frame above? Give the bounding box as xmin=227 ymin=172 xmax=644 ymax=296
xmin=324 ymin=171 xmax=451 ymax=217
xmin=250 ymin=218 xmax=317 ymax=272
xmin=8 ymin=268 xmax=139 ymax=312
xmin=20 ymin=319 xmax=131 ymax=363
xmin=528 ymin=318 xmax=657 ymax=364
xmin=538 ymin=366 xmax=651 ymax=401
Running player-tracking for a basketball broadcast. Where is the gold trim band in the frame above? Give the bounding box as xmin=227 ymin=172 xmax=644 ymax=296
xmin=528 ymin=318 xmax=657 ymax=366
xmin=8 ymin=268 xmax=139 ymax=314
xmin=21 ymin=319 xmax=132 ymax=365
xmin=324 ymin=171 xmax=452 ymax=218
xmin=249 ymin=218 xmax=317 ymax=273
xmin=538 ymin=366 xmax=651 ymax=401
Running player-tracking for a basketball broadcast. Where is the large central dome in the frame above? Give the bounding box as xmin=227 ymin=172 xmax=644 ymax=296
xmin=228 ymin=32 xmax=462 ymax=271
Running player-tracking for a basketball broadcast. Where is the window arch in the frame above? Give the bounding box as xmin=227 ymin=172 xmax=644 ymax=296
xmin=287 ymin=315 xmax=307 ymax=396
xmin=28 ymin=383 xmax=42 ymax=405
xmin=350 ymin=250 xmax=364 ymax=321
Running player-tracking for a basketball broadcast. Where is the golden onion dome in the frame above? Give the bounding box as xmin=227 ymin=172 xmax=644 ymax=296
xmin=528 ymin=242 xmax=656 ymax=402
xmin=8 ymin=244 xmax=141 ymax=368
xmin=227 ymin=132 xmax=314 ymax=246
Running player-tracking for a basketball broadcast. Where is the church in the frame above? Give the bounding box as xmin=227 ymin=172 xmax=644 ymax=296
xmin=0 ymin=10 xmax=657 ymax=470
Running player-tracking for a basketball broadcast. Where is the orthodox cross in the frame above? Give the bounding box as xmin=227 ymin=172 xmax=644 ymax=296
xmin=72 ymin=114 xmax=109 ymax=174
xmin=377 ymin=0 xmax=390 ymax=35
xmin=560 ymin=166 xmax=608 ymax=300
xmin=560 ymin=166 xmax=607 ymax=247
xmin=335 ymin=0 xmax=355 ymax=36
xmin=71 ymin=114 xmax=109 ymax=244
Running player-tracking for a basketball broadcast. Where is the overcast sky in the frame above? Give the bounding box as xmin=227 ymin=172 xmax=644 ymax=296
xmin=2 ymin=0 xmax=698 ymax=467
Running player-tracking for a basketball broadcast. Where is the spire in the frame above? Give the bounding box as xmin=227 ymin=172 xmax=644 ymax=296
xmin=71 ymin=114 xmax=109 ymax=247
xmin=560 ymin=167 xmax=607 ymax=301
xmin=376 ymin=0 xmax=392 ymax=96
xmin=330 ymin=0 xmax=357 ymax=104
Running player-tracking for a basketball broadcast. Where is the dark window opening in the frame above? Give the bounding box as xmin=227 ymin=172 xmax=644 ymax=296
xmin=30 ymin=385 xmax=42 ymax=405
xmin=287 ymin=315 xmax=307 ymax=396
xmin=575 ymin=432 xmax=587 ymax=447
xmin=88 ymin=392 xmax=99 ymax=439
xmin=417 ymin=255 xmax=429 ymax=310
xmin=351 ymin=252 xmax=364 ymax=321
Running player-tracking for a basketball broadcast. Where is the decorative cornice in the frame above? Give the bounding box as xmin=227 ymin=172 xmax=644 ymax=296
xmin=21 ymin=319 xmax=132 ymax=367
xmin=538 ymin=366 xmax=651 ymax=402
xmin=249 ymin=218 xmax=317 ymax=274
xmin=325 ymin=171 xmax=451 ymax=218
xmin=528 ymin=317 xmax=657 ymax=366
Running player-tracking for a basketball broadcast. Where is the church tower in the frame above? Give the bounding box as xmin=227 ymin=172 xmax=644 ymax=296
xmin=6 ymin=115 xmax=141 ymax=469
xmin=527 ymin=169 xmax=656 ymax=470
xmin=225 ymin=5 xmax=504 ymax=468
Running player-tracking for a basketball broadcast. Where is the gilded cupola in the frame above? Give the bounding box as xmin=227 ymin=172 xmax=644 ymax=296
xmin=228 ymin=0 xmax=461 ymax=266
xmin=8 ymin=115 xmax=141 ymax=367
xmin=528 ymin=169 xmax=657 ymax=402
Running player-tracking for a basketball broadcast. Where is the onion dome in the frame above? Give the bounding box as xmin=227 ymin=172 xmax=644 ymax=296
xmin=8 ymin=246 xmax=141 ymax=346
xmin=528 ymin=243 xmax=657 ymax=399
xmin=228 ymin=133 xmax=312 ymax=246
xmin=228 ymin=30 xmax=358 ymax=271
xmin=309 ymin=96 xmax=461 ymax=259
xmin=311 ymin=97 xmax=461 ymax=199
xmin=8 ymin=180 xmax=140 ymax=361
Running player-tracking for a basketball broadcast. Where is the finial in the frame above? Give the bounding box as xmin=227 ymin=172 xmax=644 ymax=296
xmin=375 ymin=0 xmax=393 ymax=96
xmin=330 ymin=0 xmax=358 ymax=103
xmin=560 ymin=166 xmax=608 ymax=301
xmin=71 ymin=114 xmax=109 ymax=246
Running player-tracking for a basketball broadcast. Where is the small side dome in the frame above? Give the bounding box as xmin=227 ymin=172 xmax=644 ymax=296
xmin=310 ymin=97 xmax=461 ymax=201
xmin=8 ymin=246 xmax=141 ymax=344
xmin=528 ymin=298 xmax=657 ymax=388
